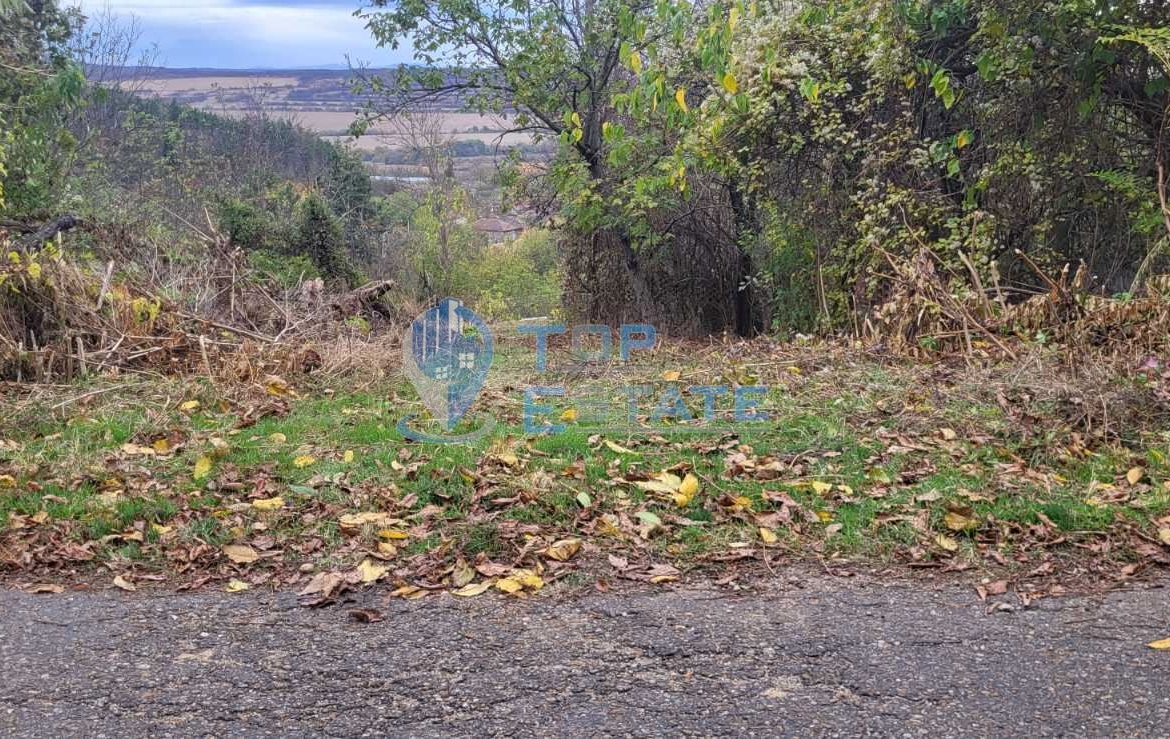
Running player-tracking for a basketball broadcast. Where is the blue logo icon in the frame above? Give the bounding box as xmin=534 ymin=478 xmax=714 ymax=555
xmin=398 ymin=298 xmax=494 ymax=443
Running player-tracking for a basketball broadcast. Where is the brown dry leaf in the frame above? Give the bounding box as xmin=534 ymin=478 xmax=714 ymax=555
xmin=300 ymin=571 xmax=346 ymax=599
xmin=349 ymin=608 xmax=384 ymax=623
xmin=338 ymin=511 xmax=396 ymax=534
xmin=662 ymin=370 xmax=681 ymax=381
xmin=26 ymin=584 xmax=64 ymax=594
xmin=1127 ymin=467 xmax=1144 ymax=485
xmin=112 ymin=575 xmax=136 ymax=592
xmin=541 ymin=538 xmax=583 ymax=562
xmin=223 ymin=544 xmax=259 ymax=564
xmin=1159 ymin=528 xmax=1170 ymax=546
xmin=121 ymin=443 xmax=156 ymax=456
xmin=939 ymin=427 xmax=957 ymax=441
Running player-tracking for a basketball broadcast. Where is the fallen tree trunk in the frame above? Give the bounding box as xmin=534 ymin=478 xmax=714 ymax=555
xmin=14 ymin=215 xmax=83 ymax=252
xmin=329 ymin=279 xmax=396 ymax=321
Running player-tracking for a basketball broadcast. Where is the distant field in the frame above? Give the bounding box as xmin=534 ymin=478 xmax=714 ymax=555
xmin=132 ymin=69 xmax=531 ymax=150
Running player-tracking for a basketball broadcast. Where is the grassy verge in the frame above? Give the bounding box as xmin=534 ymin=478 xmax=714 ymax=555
xmin=2 ymin=337 xmax=1169 ymax=599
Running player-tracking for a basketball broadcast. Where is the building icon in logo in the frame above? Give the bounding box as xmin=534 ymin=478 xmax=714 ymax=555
xmin=399 ymin=298 xmax=494 ymax=442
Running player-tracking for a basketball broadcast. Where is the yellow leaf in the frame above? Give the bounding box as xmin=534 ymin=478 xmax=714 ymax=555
xmin=269 ymin=432 xmax=287 ymax=444
xmin=376 ymin=541 xmax=397 ymax=557
xmin=495 ymin=577 xmax=525 ymax=594
xmin=673 ymin=472 xmax=700 ymax=507
xmin=26 ymin=261 xmax=41 ymax=280
xmin=661 ymin=370 xmax=681 ymax=381
xmin=1126 ymin=467 xmax=1144 ymax=485
xmin=675 ymin=87 xmax=688 ymax=113
xmin=377 ymin=528 xmax=410 ymax=540
xmin=944 ymin=510 xmax=978 ymax=531
xmin=785 ymin=365 xmax=802 ymax=375
xmin=541 ymin=538 xmax=583 ymax=562
xmin=180 ymin=400 xmax=201 ymax=412
xmin=956 ymin=130 xmax=973 ymax=148
xmin=265 ymin=375 xmax=294 ymax=396
xmin=121 ymin=443 xmax=156 ymax=456
xmin=1148 ymin=636 xmax=1170 ymax=650
xmin=498 ymin=452 xmax=519 ymax=467
xmin=223 ymin=544 xmax=259 ymax=564
xmin=343 ymin=449 xmax=355 ymax=463
xmin=935 ymin=534 xmax=959 ymax=551
xmin=811 ymin=480 xmax=832 ymax=495
xmin=252 ymin=496 xmax=285 ymax=512
xmin=356 ymin=558 xmax=388 ymax=584
xmin=728 ymin=5 xmax=740 ymax=30
xmin=816 ymin=510 xmax=833 ymax=522
xmin=151 ymin=438 xmax=171 ymax=454
xmin=112 ymin=575 xmax=136 ymax=592
xmin=193 ymin=455 xmax=213 ymax=480
xmin=559 ymin=408 xmax=578 ymax=422
xmin=722 ymin=72 xmax=738 ymax=94
xmin=225 ymin=578 xmax=250 ymax=593
xmin=293 ymin=455 xmax=316 ymax=468
xmin=452 ymin=580 xmax=494 ymax=597
xmin=604 ymin=440 xmax=638 ymax=455
xmin=939 ymin=427 xmax=957 ymax=441
xmin=151 ymin=523 xmax=172 ymax=536
xmin=628 ymin=51 xmax=643 ymax=74
xmin=1159 ymin=528 xmax=1170 ymax=546
xmin=759 ymin=527 xmax=778 ymax=544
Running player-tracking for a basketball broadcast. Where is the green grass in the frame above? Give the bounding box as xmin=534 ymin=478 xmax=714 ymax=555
xmin=3 ymin=346 xmax=1170 ymax=585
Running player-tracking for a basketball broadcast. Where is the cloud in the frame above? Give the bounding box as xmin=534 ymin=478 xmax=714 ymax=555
xmin=73 ymin=0 xmax=411 ymax=68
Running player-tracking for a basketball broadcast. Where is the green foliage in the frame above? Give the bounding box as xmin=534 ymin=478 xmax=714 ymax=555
xmin=295 ymin=193 xmax=362 ymax=288
xmin=0 ymin=0 xmax=85 ymax=216
xmin=459 ymin=229 xmax=562 ymax=320
xmin=247 ymin=250 xmax=320 ymax=290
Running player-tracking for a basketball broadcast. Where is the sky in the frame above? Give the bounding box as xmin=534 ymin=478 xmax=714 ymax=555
xmin=74 ymin=0 xmax=415 ymax=69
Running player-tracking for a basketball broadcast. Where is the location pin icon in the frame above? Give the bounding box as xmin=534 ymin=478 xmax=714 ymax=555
xmin=402 ymin=298 xmax=493 ymax=431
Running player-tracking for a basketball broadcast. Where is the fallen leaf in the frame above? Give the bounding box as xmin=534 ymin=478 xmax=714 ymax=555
xmin=541 ymin=538 xmax=582 ymax=562
xmin=293 ymin=455 xmax=316 ymax=468
xmin=180 ymin=400 xmax=201 ymax=412
xmin=121 ymin=443 xmax=156 ymax=456
xmin=661 ymin=370 xmax=681 ymax=381
xmin=673 ymin=473 xmax=700 ymax=507
xmin=223 ymin=544 xmax=259 ymax=564
xmin=27 ymin=583 xmax=64 ymax=594
xmin=1127 ymin=466 xmax=1144 ymax=485
xmin=343 ymin=449 xmax=355 ymax=463
xmin=759 ymin=527 xmax=778 ymax=544
xmin=349 ymin=608 xmax=384 ymax=623
xmin=1149 ymin=637 xmax=1170 ymax=650
xmin=944 ymin=508 xmax=978 ymax=532
xmin=252 ymin=496 xmax=285 ymax=512
xmin=269 ymin=432 xmax=287 ymax=444
xmin=193 ymin=455 xmax=213 ymax=480
xmin=452 ymin=558 xmax=475 ymax=587
xmin=1159 ymin=528 xmax=1170 ymax=546
xmin=112 ymin=575 xmax=136 ymax=592
xmin=811 ymin=480 xmax=832 ymax=495
xmin=356 ymin=558 xmax=388 ymax=584
xmin=151 ymin=438 xmax=171 ymax=454
xmin=935 ymin=534 xmax=959 ymax=551
xmin=559 ymin=408 xmax=578 ymax=422
xmin=576 ymin=491 xmax=593 ymax=508
xmin=604 ymin=440 xmax=638 ymax=455
xmin=939 ymin=427 xmax=957 ymax=441
xmin=225 ymin=579 xmax=250 ymax=593
xmin=452 ymin=581 xmax=494 ymax=597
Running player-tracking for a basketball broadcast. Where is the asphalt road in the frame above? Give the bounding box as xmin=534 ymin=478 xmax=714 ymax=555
xmin=1 ymin=575 xmax=1168 ymax=737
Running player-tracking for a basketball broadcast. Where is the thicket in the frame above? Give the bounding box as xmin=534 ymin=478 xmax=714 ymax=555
xmin=362 ymin=0 xmax=1170 ymax=336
